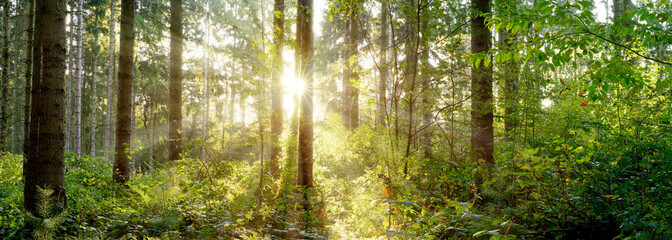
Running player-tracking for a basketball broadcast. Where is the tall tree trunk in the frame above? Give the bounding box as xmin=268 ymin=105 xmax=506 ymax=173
xmin=114 ymin=0 xmax=135 ymax=183
xmin=24 ymin=0 xmax=67 ymax=216
xmin=402 ymin=0 xmax=419 ymax=175
xmin=66 ymin=11 xmax=73 ymax=153
xmin=105 ymin=0 xmax=115 ymax=160
xmin=23 ymin=0 xmax=34 ymax=155
xmin=420 ymin=5 xmax=432 ymax=159
xmin=1 ymin=0 xmax=10 ymax=150
xmin=202 ymin=2 xmax=209 ymax=161
xmin=342 ymin=2 xmax=360 ymax=131
xmin=499 ymin=0 xmax=519 ymax=142
xmin=257 ymin=0 xmax=267 ymax=206
xmin=612 ymin=0 xmax=632 ymax=40
xmin=149 ymin=102 xmax=155 ymax=169
xmin=130 ymin=98 xmax=135 ymax=173
xmin=349 ymin=2 xmax=360 ymax=130
xmin=377 ymin=0 xmax=388 ymax=126
xmin=270 ymin=0 xmax=285 ymax=178
xmin=91 ymin=56 xmax=97 ymax=157
xmin=228 ymin=76 xmax=235 ymax=160
xmin=470 ymin=0 xmax=494 ymax=165
xmin=240 ymin=92 xmax=246 ymax=151
xmin=73 ymin=0 xmax=83 ymax=156
xmin=297 ymin=0 xmax=314 ymax=210
xmin=169 ymin=0 xmax=183 ymax=162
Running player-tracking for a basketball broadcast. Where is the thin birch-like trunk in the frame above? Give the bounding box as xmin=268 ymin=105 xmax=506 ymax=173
xmin=105 ymin=0 xmax=116 ymax=160
xmin=74 ymin=0 xmax=83 ymax=156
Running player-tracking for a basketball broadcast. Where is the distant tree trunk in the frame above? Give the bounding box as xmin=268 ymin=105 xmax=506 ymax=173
xmin=73 ymin=0 xmax=83 ymax=156
xmin=470 ymin=0 xmax=494 ymax=165
xmin=24 ymin=0 xmax=67 ymax=216
xmin=1 ymin=0 xmax=10 ymax=150
xmin=169 ymin=0 xmax=183 ymax=162
xmin=349 ymin=2 xmax=360 ymax=130
xmin=270 ymin=0 xmax=285 ymax=178
xmin=420 ymin=5 xmax=433 ymax=159
xmin=342 ymin=2 xmax=360 ymax=131
xmin=202 ymin=2 xmax=209 ymax=161
xmin=499 ymin=0 xmax=519 ymax=142
xmin=612 ymin=0 xmax=632 ymax=38
xmin=149 ymin=102 xmax=155 ymax=168
xmin=130 ymin=98 xmax=135 ymax=173
xmin=377 ymin=0 xmax=388 ymax=126
xmin=114 ymin=0 xmax=135 ymax=183
xmin=228 ymin=77 xmax=235 ymax=160
xmin=612 ymin=0 xmax=623 ymax=21
xmin=105 ymin=0 xmax=115 ymax=160
xmin=91 ymin=56 xmax=97 ymax=157
xmin=258 ymin=0 xmax=267 ymax=206
xmin=23 ymin=0 xmax=34 ymax=155
xmin=297 ymin=0 xmax=314 ymax=207
xmin=66 ymin=11 xmax=73 ymax=153
xmin=240 ymin=92 xmax=246 ymax=149
xmin=402 ymin=0 xmax=419 ymax=175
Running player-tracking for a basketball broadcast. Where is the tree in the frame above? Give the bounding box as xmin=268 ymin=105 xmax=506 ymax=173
xmin=114 ymin=0 xmax=135 ymax=183
xmin=74 ymin=0 xmax=84 ymax=156
xmin=376 ymin=0 xmax=388 ymax=126
xmin=65 ymin=6 xmax=73 ymax=153
xmin=470 ymin=0 xmax=494 ymax=165
xmin=90 ymin=50 xmax=98 ymax=157
xmin=270 ymin=0 xmax=285 ymax=178
xmin=24 ymin=0 xmax=68 ymax=216
xmin=1 ymin=0 xmax=10 ymax=150
xmin=420 ymin=0 xmax=433 ymax=159
xmin=105 ymin=0 xmax=115 ymax=160
xmin=402 ymin=0 xmax=420 ymax=175
xmin=342 ymin=0 xmax=360 ymax=131
xmin=169 ymin=0 xmax=183 ymax=162
xmin=23 ymin=0 xmax=35 ymax=155
xmin=498 ymin=0 xmax=519 ymax=142
xmin=297 ymin=0 xmax=314 ymax=203
xmin=202 ymin=0 xmax=209 ymax=162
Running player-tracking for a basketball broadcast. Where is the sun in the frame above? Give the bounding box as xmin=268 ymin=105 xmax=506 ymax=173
xmin=282 ymin=74 xmax=305 ymax=95
xmin=280 ymin=48 xmax=305 ymax=113
xmin=281 ymin=68 xmax=304 ymax=113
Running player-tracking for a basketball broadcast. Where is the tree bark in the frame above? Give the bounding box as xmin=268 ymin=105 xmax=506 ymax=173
xmin=297 ymin=0 xmax=314 ymax=203
xmin=1 ymin=0 xmax=10 ymax=150
xmin=270 ymin=0 xmax=285 ymax=178
xmin=91 ymin=55 xmax=97 ymax=157
xmin=228 ymin=75 xmax=235 ymax=160
xmin=470 ymin=0 xmax=494 ymax=165
xmin=420 ymin=4 xmax=433 ymax=159
xmin=149 ymin=102 xmax=155 ymax=169
xmin=73 ymin=0 xmax=83 ymax=156
xmin=23 ymin=0 xmax=35 ymax=155
xmin=169 ymin=0 xmax=183 ymax=162
xmin=114 ymin=0 xmax=135 ymax=183
xmin=24 ymin=0 xmax=67 ymax=216
xmin=202 ymin=3 xmax=209 ymax=161
xmin=66 ymin=10 xmax=73 ymax=153
xmin=342 ymin=2 xmax=360 ymax=131
xmin=402 ymin=0 xmax=419 ymax=175
xmin=105 ymin=0 xmax=115 ymax=160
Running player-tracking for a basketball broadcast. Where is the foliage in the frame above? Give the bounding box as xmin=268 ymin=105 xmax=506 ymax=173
xmin=25 ymin=187 xmax=70 ymax=240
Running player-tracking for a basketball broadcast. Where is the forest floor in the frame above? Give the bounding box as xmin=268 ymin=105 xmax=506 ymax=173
xmin=2 ymin=120 xmax=672 ymax=239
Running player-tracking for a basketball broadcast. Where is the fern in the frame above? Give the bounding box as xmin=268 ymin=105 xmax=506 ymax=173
xmin=25 ymin=186 xmax=69 ymax=240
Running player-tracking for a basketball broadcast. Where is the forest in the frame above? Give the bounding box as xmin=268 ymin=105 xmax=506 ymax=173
xmin=0 ymin=0 xmax=671 ymax=239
